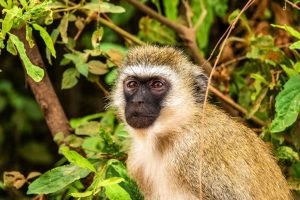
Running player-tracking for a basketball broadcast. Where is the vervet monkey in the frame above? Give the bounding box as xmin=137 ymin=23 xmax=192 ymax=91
xmin=112 ymin=45 xmax=291 ymax=200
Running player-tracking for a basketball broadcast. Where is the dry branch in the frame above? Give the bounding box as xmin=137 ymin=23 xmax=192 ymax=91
xmin=12 ymin=27 xmax=71 ymax=139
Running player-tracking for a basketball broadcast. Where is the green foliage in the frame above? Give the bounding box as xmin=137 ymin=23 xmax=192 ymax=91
xmin=27 ymin=164 xmax=91 ymax=194
xmin=29 ymin=111 xmax=141 ymax=199
xmin=271 ymin=75 xmax=300 ymax=133
xmin=138 ymin=17 xmax=177 ymax=45
xmin=162 ymin=0 xmax=179 ymax=21
xmin=8 ymin=33 xmax=45 ymax=82
xmin=32 ymin=23 xmax=56 ymax=57
xmin=192 ymin=0 xmax=228 ymax=50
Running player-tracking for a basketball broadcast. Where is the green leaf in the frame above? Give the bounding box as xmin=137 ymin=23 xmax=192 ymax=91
xmin=70 ymin=113 xmax=104 ymax=128
xmin=2 ymin=6 xmax=19 ymax=36
xmin=271 ymin=75 xmax=300 ymax=133
xmin=76 ymin=63 xmax=89 ymax=77
xmin=138 ymin=17 xmax=177 ymax=45
xmin=192 ymin=0 xmax=214 ymax=49
xmin=19 ymin=0 xmax=28 ymax=9
xmin=46 ymin=29 xmax=60 ymax=64
xmin=105 ymin=184 xmax=131 ymax=200
xmin=88 ymin=60 xmax=108 ymax=75
xmin=27 ymin=164 xmax=90 ymax=194
xmin=91 ymin=28 xmax=104 ymax=48
xmin=0 ymin=0 xmax=8 ymax=8
xmin=61 ymin=68 xmax=79 ymax=89
xmin=64 ymin=52 xmax=89 ymax=77
xmin=82 ymin=2 xmax=125 ymax=13
xmin=60 ymin=146 xmax=96 ymax=172
xmin=280 ymin=64 xmax=299 ymax=78
xmin=105 ymin=68 xmax=118 ymax=85
xmin=71 ymin=190 xmax=93 ymax=198
xmin=276 ymin=146 xmax=299 ymax=162
xmin=290 ymin=40 xmax=300 ymax=50
xmin=32 ymin=24 xmax=56 ymax=58
xmin=272 ymin=24 xmax=300 ymax=39
xmin=228 ymin=9 xmax=240 ymax=23
xmin=162 ymin=0 xmax=179 ymax=20
xmin=6 ymin=37 xmax=17 ymax=55
xmin=294 ymin=62 xmax=300 ymax=72
xmin=8 ymin=34 xmax=44 ymax=82
xmin=82 ymin=136 xmax=105 ymax=154
xmin=26 ymin=24 xmax=35 ymax=48
xmin=75 ymin=121 xmax=100 ymax=136
xmin=59 ymin=13 xmax=69 ymax=43
xmin=99 ymin=177 xmax=124 ymax=187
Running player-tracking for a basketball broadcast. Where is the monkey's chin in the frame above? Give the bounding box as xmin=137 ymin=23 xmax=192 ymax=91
xmin=126 ymin=116 xmax=157 ymax=129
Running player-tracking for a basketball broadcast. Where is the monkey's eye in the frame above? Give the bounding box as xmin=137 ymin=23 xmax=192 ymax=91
xmin=126 ymin=80 xmax=139 ymax=89
xmin=150 ymin=80 xmax=164 ymax=89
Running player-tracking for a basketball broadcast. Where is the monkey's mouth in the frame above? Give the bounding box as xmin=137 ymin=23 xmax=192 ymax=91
xmin=126 ymin=113 xmax=158 ymax=129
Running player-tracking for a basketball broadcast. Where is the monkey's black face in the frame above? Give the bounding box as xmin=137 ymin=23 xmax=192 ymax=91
xmin=123 ymin=76 xmax=170 ymax=129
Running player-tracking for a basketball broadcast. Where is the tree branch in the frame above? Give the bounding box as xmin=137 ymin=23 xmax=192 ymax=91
xmin=12 ymin=27 xmax=72 ymax=140
xmin=124 ymin=0 xmax=212 ymax=75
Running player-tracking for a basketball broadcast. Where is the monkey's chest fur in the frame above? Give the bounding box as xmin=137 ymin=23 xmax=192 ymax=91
xmin=125 ymin=106 xmax=291 ymax=200
xmin=127 ymin=132 xmax=201 ymax=200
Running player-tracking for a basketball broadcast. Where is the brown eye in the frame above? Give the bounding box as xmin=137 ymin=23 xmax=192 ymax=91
xmin=150 ymin=80 xmax=164 ymax=89
xmin=127 ymin=80 xmax=138 ymax=89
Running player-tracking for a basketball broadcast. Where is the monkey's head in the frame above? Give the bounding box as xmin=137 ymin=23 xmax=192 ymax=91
xmin=112 ymin=45 xmax=207 ymax=131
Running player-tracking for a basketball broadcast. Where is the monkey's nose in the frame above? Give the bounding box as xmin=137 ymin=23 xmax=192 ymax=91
xmin=133 ymin=100 xmax=144 ymax=105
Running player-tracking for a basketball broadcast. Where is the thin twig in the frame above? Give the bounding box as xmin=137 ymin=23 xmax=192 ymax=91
xmin=98 ymin=17 xmax=144 ymax=45
xmin=209 ymin=86 xmax=265 ymax=126
xmin=194 ymin=0 xmax=207 ymax=30
xmin=181 ymin=0 xmax=193 ymax=28
xmin=124 ymin=0 xmax=212 ymax=75
xmin=96 ymin=80 xmax=110 ymax=96
xmin=203 ymin=0 xmax=256 ymax=118
xmin=285 ymin=0 xmax=300 ymax=10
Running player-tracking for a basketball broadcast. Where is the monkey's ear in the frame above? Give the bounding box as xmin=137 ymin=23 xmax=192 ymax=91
xmin=193 ymin=73 xmax=208 ymax=103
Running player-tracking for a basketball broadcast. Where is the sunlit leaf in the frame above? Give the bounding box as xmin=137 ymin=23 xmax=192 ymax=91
xmin=82 ymin=2 xmax=125 ymax=13
xmin=105 ymin=69 xmax=118 ymax=85
xmin=104 ymin=184 xmax=131 ymax=200
xmin=32 ymin=24 xmax=56 ymax=57
xmin=59 ymin=13 xmax=69 ymax=43
xmin=0 ymin=0 xmax=7 ymax=8
xmin=271 ymin=75 xmax=300 ymax=132
xmin=88 ymin=60 xmax=108 ymax=75
xmin=2 ymin=6 xmax=19 ymax=36
xmin=60 ymin=146 xmax=96 ymax=172
xmin=6 ymin=37 xmax=17 ymax=55
xmin=71 ymin=190 xmax=93 ymax=198
xmin=91 ymin=28 xmax=104 ymax=48
xmin=19 ymin=0 xmax=28 ymax=9
xmin=99 ymin=177 xmax=124 ymax=187
xmin=27 ymin=164 xmax=90 ymax=194
xmin=163 ymin=0 xmax=179 ymax=20
xmin=272 ymin=24 xmax=300 ymax=39
xmin=276 ymin=146 xmax=299 ymax=162
xmin=8 ymin=34 xmax=44 ymax=82
xmin=26 ymin=24 xmax=35 ymax=48
xmin=75 ymin=18 xmax=85 ymax=30
xmin=4 ymin=171 xmax=26 ymax=189
xmin=27 ymin=172 xmax=42 ymax=180
xmin=75 ymin=121 xmax=100 ymax=136
xmin=280 ymin=64 xmax=299 ymax=78
xmin=61 ymin=68 xmax=79 ymax=89
xmin=290 ymin=40 xmax=300 ymax=50
xmin=46 ymin=29 xmax=59 ymax=64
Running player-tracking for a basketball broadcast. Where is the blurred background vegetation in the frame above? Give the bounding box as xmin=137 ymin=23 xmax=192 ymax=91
xmin=0 ymin=0 xmax=300 ymax=199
